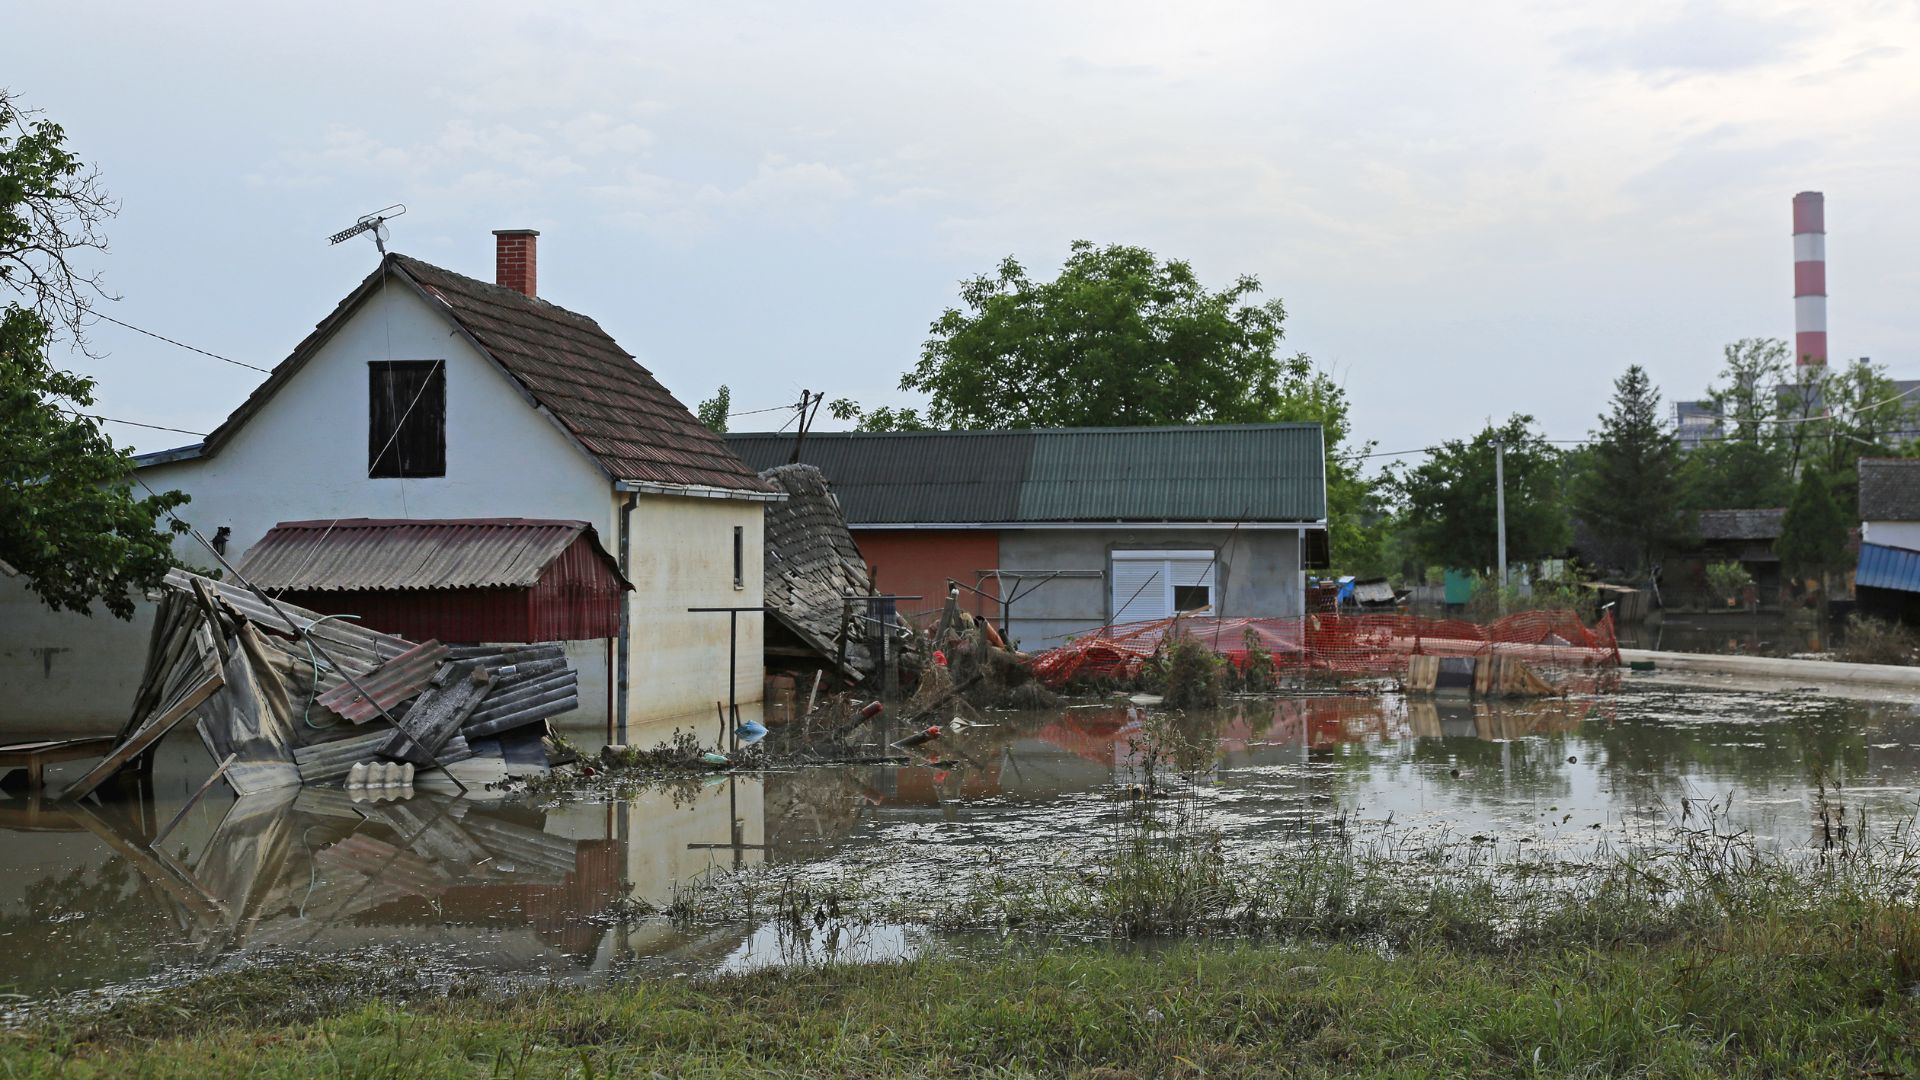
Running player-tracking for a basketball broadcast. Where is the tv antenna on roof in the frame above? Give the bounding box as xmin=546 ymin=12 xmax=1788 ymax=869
xmin=327 ymin=204 xmax=407 ymax=254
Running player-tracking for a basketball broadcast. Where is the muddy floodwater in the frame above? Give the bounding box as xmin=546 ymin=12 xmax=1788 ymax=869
xmin=6 ymin=675 xmax=1920 ymax=1006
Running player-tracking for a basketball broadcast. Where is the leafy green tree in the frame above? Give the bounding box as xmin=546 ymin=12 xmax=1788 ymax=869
xmin=832 ymin=241 xmax=1385 ymax=570
xmin=1682 ymin=339 xmax=1793 ymax=511
xmin=1396 ymin=416 xmax=1568 ymax=573
xmin=906 ymin=241 xmax=1296 ymax=429
xmin=1 ymin=91 xmax=187 ymax=617
xmin=1776 ymin=470 xmax=1849 ymax=591
xmin=1572 ymin=365 xmax=1687 ymax=572
xmin=696 ymin=384 xmax=730 ymax=432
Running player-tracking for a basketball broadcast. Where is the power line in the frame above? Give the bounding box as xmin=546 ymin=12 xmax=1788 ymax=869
xmin=89 ymin=311 xmax=273 ymax=374
xmin=64 ymin=409 xmax=208 ymax=437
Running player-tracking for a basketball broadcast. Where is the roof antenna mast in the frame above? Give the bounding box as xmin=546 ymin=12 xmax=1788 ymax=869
xmin=327 ymin=204 xmax=408 ymax=254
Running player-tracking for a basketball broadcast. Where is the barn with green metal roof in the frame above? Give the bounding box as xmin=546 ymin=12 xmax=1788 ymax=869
xmin=728 ymin=424 xmax=1328 ymax=649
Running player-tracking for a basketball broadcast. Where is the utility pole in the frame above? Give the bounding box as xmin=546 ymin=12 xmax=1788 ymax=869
xmin=1494 ymin=440 xmax=1508 ymax=613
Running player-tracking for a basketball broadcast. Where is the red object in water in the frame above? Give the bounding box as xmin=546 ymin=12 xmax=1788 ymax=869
xmin=895 ymin=724 xmax=943 ymax=748
xmin=859 ymin=700 xmax=885 ymax=719
xmin=933 ymin=650 xmax=948 ymax=667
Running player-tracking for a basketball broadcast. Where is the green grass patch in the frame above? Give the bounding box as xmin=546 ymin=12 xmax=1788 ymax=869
xmin=4 ymin=911 xmax=1918 ymax=1078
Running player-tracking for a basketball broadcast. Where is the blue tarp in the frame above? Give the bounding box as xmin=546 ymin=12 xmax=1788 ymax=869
xmin=1857 ymin=542 xmax=1920 ymax=594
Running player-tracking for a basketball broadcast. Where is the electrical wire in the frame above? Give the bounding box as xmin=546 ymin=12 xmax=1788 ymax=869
xmin=62 ymin=409 xmax=208 ymax=437
xmin=88 ymin=311 xmax=273 ymax=373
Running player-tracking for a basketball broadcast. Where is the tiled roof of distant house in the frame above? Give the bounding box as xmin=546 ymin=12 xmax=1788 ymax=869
xmin=1695 ymin=508 xmax=1786 ymax=541
xmin=1859 ymin=458 xmax=1920 ymax=522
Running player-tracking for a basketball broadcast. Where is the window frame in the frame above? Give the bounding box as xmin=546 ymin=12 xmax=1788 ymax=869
xmin=732 ymin=525 xmax=746 ymax=590
xmin=368 ymin=359 xmax=447 ymax=479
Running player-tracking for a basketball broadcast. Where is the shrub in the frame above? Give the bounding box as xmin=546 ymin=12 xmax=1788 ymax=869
xmin=1837 ymin=614 xmax=1919 ymax=666
xmin=1705 ymin=561 xmax=1754 ymax=606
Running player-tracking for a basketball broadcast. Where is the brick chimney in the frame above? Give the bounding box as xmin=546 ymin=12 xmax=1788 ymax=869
xmin=493 ymin=229 xmax=539 ymax=297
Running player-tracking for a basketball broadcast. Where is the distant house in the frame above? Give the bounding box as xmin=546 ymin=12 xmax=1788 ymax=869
xmin=727 ymin=425 xmax=1328 ymax=650
xmin=1678 ymin=509 xmax=1786 ymax=603
xmin=1856 ymin=458 xmax=1920 ymax=619
xmin=0 ymin=231 xmax=778 ymax=742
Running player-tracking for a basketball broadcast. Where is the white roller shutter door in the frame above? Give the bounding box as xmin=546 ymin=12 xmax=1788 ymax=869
xmin=1110 ymin=550 xmax=1216 ymax=623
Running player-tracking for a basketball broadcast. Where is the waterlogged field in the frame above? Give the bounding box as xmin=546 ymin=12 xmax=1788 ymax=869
xmin=4 ymin=676 xmax=1920 ymax=1007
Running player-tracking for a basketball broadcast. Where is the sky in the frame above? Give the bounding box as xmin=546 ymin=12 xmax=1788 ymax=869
xmin=8 ymin=0 xmax=1920 ymax=469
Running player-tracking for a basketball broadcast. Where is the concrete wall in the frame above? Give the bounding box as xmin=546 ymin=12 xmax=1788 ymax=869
xmin=0 ymin=576 xmax=158 ymax=734
xmin=994 ymin=527 xmax=1306 ymax=650
xmin=1864 ymin=521 xmax=1920 ymax=551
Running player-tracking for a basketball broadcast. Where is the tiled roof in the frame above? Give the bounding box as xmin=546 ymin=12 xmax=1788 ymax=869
xmin=727 ymin=424 xmax=1327 ymax=525
xmin=235 ymin=518 xmax=628 ymax=591
xmin=184 ymin=254 xmax=771 ymax=494
xmin=757 ymin=464 xmax=873 ymax=675
xmin=1695 ymin=508 xmax=1786 ymax=541
xmin=1859 ymin=458 xmax=1920 ymax=523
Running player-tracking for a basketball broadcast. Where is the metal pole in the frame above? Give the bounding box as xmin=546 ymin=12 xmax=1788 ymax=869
xmin=1494 ymin=440 xmax=1508 ymax=614
xmin=727 ymin=608 xmax=739 ymax=753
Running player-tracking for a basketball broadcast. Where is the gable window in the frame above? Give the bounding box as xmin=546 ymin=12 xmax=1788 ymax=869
xmin=733 ymin=526 xmax=745 ymax=589
xmin=1110 ymin=550 xmax=1217 ymax=623
xmin=368 ymin=361 xmax=446 ymax=478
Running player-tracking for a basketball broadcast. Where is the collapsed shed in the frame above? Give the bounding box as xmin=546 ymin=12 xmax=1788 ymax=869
xmin=232 ymin=518 xmax=630 ymax=732
xmin=60 ymin=569 xmax=581 ymax=803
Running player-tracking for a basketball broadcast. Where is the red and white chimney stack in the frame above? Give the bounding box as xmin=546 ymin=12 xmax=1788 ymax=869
xmin=1792 ymin=192 xmax=1825 ymax=366
xmin=494 ymin=228 xmax=539 ymax=298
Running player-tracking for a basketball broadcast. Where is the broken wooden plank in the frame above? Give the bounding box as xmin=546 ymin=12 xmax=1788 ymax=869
xmin=60 ymin=672 xmax=225 ymax=802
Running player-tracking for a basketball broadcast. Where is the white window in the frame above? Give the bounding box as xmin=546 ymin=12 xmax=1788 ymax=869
xmin=1110 ymin=549 xmax=1217 ymax=623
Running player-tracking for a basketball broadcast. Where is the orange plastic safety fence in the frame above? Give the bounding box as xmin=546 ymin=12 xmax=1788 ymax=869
xmin=1027 ymin=609 xmax=1620 ymax=686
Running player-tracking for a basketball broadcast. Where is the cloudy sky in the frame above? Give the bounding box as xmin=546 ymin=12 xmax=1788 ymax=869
xmin=9 ymin=1 xmax=1919 ymax=466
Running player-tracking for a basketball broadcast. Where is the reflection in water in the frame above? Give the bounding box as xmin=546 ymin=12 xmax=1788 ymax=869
xmin=4 ymin=681 xmax=1919 ymax=1002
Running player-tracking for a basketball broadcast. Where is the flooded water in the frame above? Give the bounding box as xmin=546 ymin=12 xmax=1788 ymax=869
xmin=6 ymin=676 xmax=1920 ymax=1006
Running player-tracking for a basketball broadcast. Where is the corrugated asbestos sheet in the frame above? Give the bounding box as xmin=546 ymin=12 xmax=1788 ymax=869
xmin=1857 ymin=542 xmax=1920 ymax=594
xmin=728 ymin=424 xmax=1326 ymax=524
xmin=189 ymin=254 xmax=773 ymax=494
xmin=237 ymin=518 xmax=618 ymax=591
xmin=1859 ymin=459 xmax=1920 ymax=523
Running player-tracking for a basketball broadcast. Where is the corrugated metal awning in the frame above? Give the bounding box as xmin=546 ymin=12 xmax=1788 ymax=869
xmin=1857 ymin=542 xmax=1920 ymax=594
xmin=237 ymin=518 xmax=630 ymax=592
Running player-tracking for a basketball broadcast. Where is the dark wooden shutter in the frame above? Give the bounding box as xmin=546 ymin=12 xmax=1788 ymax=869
xmin=369 ymin=361 xmax=446 ymax=478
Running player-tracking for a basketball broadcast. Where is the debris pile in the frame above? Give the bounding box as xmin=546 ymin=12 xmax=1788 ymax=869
xmin=62 ymin=570 xmax=576 ymax=801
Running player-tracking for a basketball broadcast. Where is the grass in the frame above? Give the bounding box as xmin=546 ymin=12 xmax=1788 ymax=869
xmin=4 ymin=915 xmax=1917 ymax=1077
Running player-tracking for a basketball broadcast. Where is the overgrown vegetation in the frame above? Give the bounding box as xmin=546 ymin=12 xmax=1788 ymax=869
xmin=1836 ymin=614 xmax=1920 ymax=667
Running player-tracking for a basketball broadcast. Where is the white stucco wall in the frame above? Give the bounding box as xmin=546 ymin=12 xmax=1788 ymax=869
xmin=1863 ymin=521 xmax=1920 ymax=551
xmin=624 ymin=494 xmax=766 ymax=748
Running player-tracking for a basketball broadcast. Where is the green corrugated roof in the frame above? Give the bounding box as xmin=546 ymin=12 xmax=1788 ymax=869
xmin=728 ymin=423 xmax=1325 ymax=525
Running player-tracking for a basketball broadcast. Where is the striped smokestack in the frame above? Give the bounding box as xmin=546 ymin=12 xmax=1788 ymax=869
xmin=1793 ymin=191 xmax=1826 ymax=366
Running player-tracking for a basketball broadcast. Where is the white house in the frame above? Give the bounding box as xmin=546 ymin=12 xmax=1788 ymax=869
xmin=0 ymin=230 xmax=778 ymax=746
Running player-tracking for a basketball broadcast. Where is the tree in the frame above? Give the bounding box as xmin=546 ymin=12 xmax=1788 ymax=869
xmin=696 ymin=384 xmax=730 ymax=432
xmin=1 ymin=91 xmax=187 ymax=617
xmin=1572 ymin=365 xmax=1687 ymax=572
xmin=1396 ymin=416 xmax=1568 ymax=573
xmin=1776 ymin=470 xmax=1848 ymax=598
xmin=832 ymin=241 xmax=1386 ymax=570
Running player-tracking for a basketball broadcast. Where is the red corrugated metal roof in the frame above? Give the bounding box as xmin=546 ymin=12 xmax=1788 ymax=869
xmin=237 ymin=518 xmax=631 ymax=592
